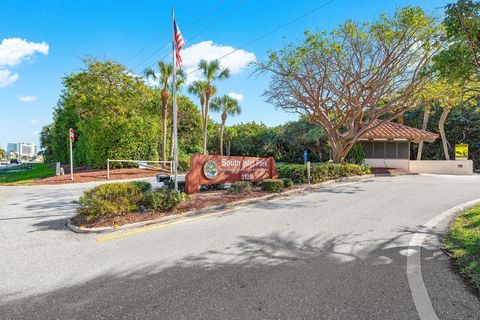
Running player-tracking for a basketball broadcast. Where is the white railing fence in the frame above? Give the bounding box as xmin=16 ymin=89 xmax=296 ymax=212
xmin=107 ymin=159 xmax=173 ymax=180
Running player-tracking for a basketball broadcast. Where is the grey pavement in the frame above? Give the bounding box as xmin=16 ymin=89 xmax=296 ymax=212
xmin=0 ymin=174 xmax=479 ymax=319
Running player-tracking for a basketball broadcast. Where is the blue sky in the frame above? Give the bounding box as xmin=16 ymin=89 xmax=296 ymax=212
xmin=0 ymin=0 xmax=451 ymax=150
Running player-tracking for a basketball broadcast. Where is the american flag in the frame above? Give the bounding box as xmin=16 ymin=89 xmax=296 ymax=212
xmin=173 ymin=18 xmax=185 ymax=68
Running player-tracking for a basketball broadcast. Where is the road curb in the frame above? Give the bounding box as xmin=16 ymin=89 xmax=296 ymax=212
xmin=66 ymin=174 xmax=375 ymax=234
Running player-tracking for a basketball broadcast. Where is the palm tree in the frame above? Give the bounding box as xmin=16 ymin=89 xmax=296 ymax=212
xmin=188 ymin=80 xmax=209 ymax=143
xmin=210 ymin=95 xmax=241 ymax=155
xmin=144 ymin=62 xmax=184 ymax=163
xmin=197 ymin=59 xmax=230 ymax=154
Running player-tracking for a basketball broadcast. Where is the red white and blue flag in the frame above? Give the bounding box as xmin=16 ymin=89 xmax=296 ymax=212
xmin=173 ymin=18 xmax=185 ymax=68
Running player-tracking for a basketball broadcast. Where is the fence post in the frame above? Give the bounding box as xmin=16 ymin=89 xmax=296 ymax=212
xmin=107 ymin=159 xmax=110 ymax=180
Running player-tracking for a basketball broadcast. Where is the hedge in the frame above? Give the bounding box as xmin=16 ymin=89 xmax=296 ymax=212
xmin=77 ymin=181 xmax=189 ymax=221
xmin=277 ymin=163 xmax=371 ymax=184
xmin=261 ymin=179 xmax=284 ymax=192
xmin=228 ymin=181 xmax=253 ymax=194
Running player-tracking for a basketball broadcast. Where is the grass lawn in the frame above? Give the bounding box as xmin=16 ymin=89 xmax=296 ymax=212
xmin=0 ymin=163 xmax=55 ymax=185
xmin=444 ymin=205 xmax=480 ymax=289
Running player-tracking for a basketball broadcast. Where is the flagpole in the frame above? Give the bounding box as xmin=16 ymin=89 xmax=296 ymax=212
xmin=172 ymin=7 xmax=178 ymax=192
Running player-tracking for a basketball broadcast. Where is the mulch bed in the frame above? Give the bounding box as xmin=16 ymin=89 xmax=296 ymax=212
xmin=34 ymin=167 xmax=168 ymax=185
xmin=371 ymin=167 xmax=408 ymax=175
xmin=69 ymin=188 xmax=296 ymax=229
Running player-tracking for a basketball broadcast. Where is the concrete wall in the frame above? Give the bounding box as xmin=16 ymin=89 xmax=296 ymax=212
xmin=409 ymin=160 xmax=473 ymax=175
xmin=364 ymin=159 xmax=410 ymax=170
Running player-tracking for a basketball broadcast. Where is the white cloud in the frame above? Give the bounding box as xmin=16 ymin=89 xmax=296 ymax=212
xmin=182 ymin=40 xmax=256 ymax=84
xmin=31 ymin=131 xmax=39 ymax=136
xmin=0 ymin=69 xmax=18 ymax=87
xmin=0 ymin=38 xmax=49 ymax=67
xmin=19 ymin=95 xmax=37 ymax=102
xmin=30 ymin=119 xmax=38 ymax=124
xmin=227 ymin=92 xmax=244 ymax=102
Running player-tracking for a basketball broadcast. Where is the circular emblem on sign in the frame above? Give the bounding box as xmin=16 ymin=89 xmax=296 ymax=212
xmin=203 ymin=160 xmax=218 ymax=180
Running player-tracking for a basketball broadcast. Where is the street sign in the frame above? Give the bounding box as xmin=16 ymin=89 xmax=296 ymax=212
xmin=69 ymin=128 xmax=75 ymax=142
xmin=68 ymin=128 xmax=74 ymax=180
xmin=455 ymin=144 xmax=468 ymax=160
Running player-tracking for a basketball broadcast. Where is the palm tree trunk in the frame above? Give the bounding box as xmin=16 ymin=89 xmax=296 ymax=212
xmin=203 ymin=98 xmax=210 ymax=154
xmin=438 ymin=108 xmax=450 ymax=160
xmin=416 ymin=106 xmax=430 ymax=160
xmin=161 ymin=108 xmax=167 ymax=163
xmin=220 ymin=122 xmax=225 ymax=155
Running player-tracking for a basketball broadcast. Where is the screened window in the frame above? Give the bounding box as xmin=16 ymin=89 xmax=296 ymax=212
xmin=373 ymin=142 xmax=385 ymax=159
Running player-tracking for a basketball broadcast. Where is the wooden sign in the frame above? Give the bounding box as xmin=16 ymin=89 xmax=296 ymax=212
xmin=185 ymin=154 xmax=278 ymax=194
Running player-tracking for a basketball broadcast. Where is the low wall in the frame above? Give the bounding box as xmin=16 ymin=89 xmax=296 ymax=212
xmin=409 ymin=160 xmax=473 ymax=175
xmin=364 ymin=159 xmax=410 ymax=170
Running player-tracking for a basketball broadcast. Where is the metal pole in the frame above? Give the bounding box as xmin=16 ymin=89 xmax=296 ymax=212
xmin=107 ymin=159 xmax=110 ymax=180
xmin=69 ymin=138 xmax=74 ymax=181
xmin=172 ymin=8 xmax=178 ymax=191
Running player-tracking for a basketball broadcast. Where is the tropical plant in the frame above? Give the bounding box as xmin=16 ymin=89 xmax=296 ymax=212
xmin=0 ymin=147 xmax=6 ymax=159
xmin=210 ymin=95 xmax=241 ymax=155
xmin=144 ymin=61 xmax=185 ymax=162
xmin=196 ymin=59 xmax=230 ymax=154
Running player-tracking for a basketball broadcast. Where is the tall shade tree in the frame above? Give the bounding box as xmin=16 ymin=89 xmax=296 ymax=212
xmin=197 ymin=59 xmax=230 ymax=154
xmin=419 ymin=79 xmax=480 ymax=160
xmin=255 ymin=7 xmax=440 ymax=162
xmin=434 ymin=0 xmax=480 ymax=80
xmin=144 ymin=62 xmax=184 ymax=162
xmin=210 ymin=95 xmax=241 ymax=155
xmin=0 ymin=147 xmax=6 ymax=159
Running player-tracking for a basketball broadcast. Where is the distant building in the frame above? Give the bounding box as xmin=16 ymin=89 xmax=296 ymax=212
xmin=6 ymin=142 xmax=36 ymax=158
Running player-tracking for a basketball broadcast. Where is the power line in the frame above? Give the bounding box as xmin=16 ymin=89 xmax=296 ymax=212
xmin=186 ymin=0 xmax=336 ymax=77
xmin=133 ymin=0 xmax=244 ymax=73
xmin=125 ymin=1 xmax=210 ymax=65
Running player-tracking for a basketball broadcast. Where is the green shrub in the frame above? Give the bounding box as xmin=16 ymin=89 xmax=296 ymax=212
xmin=281 ymin=178 xmax=293 ymax=188
xmin=77 ymin=182 xmax=144 ymax=221
xmin=130 ymin=181 xmax=152 ymax=193
xmin=278 ymin=163 xmax=371 ymax=184
xmin=228 ymin=181 xmax=253 ymax=194
xmin=145 ymin=189 xmax=190 ymax=211
xmin=277 ymin=164 xmax=307 ymax=184
xmin=261 ymin=179 xmax=284 ymax=193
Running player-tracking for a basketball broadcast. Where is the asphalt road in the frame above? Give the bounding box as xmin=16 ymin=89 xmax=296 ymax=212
xmin=0 ymin=174 xmax=479 ymax=319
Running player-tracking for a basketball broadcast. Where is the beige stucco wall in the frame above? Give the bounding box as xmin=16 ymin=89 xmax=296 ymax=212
xmin=364 ymin=159 xmax=410 ymax=170
xmin=409 ymin=160 xmax=473 ymax=175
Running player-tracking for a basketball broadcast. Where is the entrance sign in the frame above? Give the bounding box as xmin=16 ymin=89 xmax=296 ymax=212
xmin=185 ymin=154 xmax=278 ymax=194
xmin=455 ymin=144 xmax=468 ymax=160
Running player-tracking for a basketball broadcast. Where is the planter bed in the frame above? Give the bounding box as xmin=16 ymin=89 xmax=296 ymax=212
xmin=69 ymin=187 xmax=299 ymax=229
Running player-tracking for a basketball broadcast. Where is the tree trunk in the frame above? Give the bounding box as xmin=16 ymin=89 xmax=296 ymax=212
xmin=438 ymin=108 xmax=451 ymax=160
xmin=161 ymin=108 xmax=167 ymax=163
xmin=220 ymin=122 xmax=225 ymax=156
xmin=416 ymin=106 xmax=430 ymax=160
xmin=397 ymin=113 xmax=404 ymax=125
xmin=203 ymin=97 xmax=210 ymax=154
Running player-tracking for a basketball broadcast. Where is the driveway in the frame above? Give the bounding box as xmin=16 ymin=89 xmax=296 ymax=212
xmin=0 ymin=175 xmax=479 ymax=319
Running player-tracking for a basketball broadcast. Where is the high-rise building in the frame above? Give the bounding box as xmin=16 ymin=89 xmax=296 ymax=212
xmin=6 ymin=142 xmax=36 ymax=157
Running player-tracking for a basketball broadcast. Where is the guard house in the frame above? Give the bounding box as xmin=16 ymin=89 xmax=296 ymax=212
xmin=358 ymin=120 xmax=438 ymax=171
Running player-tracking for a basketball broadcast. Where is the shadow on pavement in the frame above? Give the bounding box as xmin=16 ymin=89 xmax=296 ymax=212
xmin=2 ymin=230 xmax=478 ymax=319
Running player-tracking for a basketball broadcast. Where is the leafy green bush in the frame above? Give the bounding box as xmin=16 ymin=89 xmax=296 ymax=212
xmin=77 ymin=182 xmax=144 ymax=221
xmin=228 ymin=181 xmax=253 ymax=194
xmin=281 ymin=178 xmax=293 ymax=188
xmin=130 ymin=181 xmax=152 ymax=193
xmin=144 ymin=189 xmax=190 ymax=211
xmin=261 ymin=179 xmax=284 ymax=192
xmin=277 ymin=164 xmax=307 ymax=184
xmin=278 ymin=163 xmax=370 ymax=184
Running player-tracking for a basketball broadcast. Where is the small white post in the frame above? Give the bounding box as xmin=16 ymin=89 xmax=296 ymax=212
xmin=107 ymin=159 xmax=110 ymax=180
xmin=307 ymin=161 xmax=311 ymax=184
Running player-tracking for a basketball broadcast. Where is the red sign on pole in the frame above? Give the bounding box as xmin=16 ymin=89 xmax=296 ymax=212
xmin=185 ymin=154 xmax=278 ymax=194
xmin=69 ymin=128 xmax=75 ymax=142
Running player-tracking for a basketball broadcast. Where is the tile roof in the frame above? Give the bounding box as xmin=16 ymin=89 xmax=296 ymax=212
xmin=360 ymin=120 xmax=438 ymax=142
